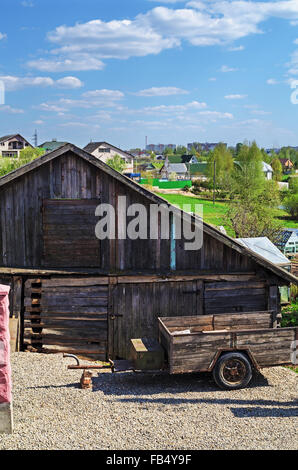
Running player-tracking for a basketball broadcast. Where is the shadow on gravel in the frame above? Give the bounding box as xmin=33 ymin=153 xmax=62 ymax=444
xmin=27 ymin=382 xmax=81 ymax=390
xmin=90 ymin=370 xmax=298 ymax=417
xmin=230 ymin=407 xmax=298 ymax=418
xmin=91 ymin=369 xmax=270 ymax=395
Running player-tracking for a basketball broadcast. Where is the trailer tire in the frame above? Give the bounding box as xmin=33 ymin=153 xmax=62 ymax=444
xmin=213 ymin=352 xmax=252 ymax=390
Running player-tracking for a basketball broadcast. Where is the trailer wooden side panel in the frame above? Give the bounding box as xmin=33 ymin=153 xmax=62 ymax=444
xmin=236 ymin=328 xmax=297 ymax=367
xmin=159 ymin=316 xmax=297 ymax=374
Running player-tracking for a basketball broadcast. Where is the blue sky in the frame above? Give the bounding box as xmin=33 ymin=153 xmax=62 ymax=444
xmin=0 ymin=0 xmax=298 ymax=149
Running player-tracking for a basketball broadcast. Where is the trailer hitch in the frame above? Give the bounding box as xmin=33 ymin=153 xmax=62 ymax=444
xmin=63 ymin=353 xmax=114 ymax=389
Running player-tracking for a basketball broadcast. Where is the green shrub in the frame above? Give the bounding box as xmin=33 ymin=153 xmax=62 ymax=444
xmin=281 ymin=303 xmax=298 ymax=327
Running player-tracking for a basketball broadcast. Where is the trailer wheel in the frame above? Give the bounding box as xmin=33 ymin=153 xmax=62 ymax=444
xmin=213 ymin=352 xmax=252 ymax=390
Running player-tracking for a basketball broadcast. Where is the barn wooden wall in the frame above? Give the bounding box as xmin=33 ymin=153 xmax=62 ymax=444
xmin=109 ymin=275 xmax=276 ymax=359
xmin=2 ymin=272 xmax=280 ymax=360
xmin=0 ymin=150 xmax=261 ymax=275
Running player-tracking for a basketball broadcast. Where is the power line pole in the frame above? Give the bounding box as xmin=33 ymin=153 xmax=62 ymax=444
xmin=33 ymin=129 xmax=38 ymax=147
xmin=213 ymin=159 xmax=216 ymax=206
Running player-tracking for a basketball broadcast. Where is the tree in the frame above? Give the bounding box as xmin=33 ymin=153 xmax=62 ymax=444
xmin=207 ymin=143 xmax=234 ymax=196
xmin=174 ymin=146 xmax=188 ymax=156
xmin=283 ymin=178 xmax=298 ymax=219
xmin=106 ymin=154 xmax=126 ymax=173
xmin=0 ymin=146 xmax=45 ymax=177
xmin=228 ymin=142 xmax=282 ymax=241
xmin=271 ymin=158 xmax=283 ymax=181
xmin=232 ymin=141 xmax=264 ymax=200
xmin=163 ymin=147 xmax=172 ymax=157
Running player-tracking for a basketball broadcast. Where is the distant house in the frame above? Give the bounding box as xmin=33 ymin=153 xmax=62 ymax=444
xmin=39 ymin=139 xmax=69 ymax=152
xmin=0 ymin=134 xmax=32 ymax=158
xmin=160 ymin=161 xmax=188 ymax=180
xmin=276 ymin=229 xmax=298 ymax=256
xmin=279 ymin=158 xmax=294 ymax=174
xmin=168 ymin=155 xmax=198 ymax=164
xmin=181 ymin=154 xmax=199 ymax=164
xmin=234 ymin=160 xmax=273 ymax=180
xmin=262 ymin=162 xmax=273 ymax=180
xmin=83 ymin=141 xmax=134 ymax=173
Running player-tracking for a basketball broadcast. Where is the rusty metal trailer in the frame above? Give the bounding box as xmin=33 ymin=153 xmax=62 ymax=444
xmin=65 ymin=311 xmax=297 ymax=390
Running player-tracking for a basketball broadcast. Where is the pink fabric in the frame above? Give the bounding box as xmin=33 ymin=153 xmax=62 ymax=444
xmin=0 ymin=285 xmax=11 ymax=404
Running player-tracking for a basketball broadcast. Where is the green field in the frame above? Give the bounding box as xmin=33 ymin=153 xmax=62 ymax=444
xmin=155 ymin=192 xmax=298 ymax=235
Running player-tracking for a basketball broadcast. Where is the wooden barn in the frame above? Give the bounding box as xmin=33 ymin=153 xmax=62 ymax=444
xmin=0 ymin=143 xmax=297 ymax=361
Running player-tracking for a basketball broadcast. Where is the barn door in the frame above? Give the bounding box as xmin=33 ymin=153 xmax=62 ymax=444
xmin=42 ymin=199 xmax=100 ymax=268
xmin=23 ymin=277 xmax=108 ymax=360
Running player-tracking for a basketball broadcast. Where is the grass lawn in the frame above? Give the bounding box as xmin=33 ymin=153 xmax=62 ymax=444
xmin=273 ymin=207 xmax=298 ymax=229
xmin=156 ymin=192 xmax=298 ymax=234
xmin=155 ymin=192 xmax=234 ymax=234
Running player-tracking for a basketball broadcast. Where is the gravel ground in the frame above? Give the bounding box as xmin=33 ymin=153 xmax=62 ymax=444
xmin=0 ymin=352 xmax=297 ymax=450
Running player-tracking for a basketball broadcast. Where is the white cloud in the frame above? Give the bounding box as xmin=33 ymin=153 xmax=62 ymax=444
xmin=21 ymin=1 xmax=34 ymax=6
xmin=27 ymin=1 xmax=298 ymax=71
xmin=141 ymin=100 xmax=207 ymax=114
xmin=267 ymin=78 xmax=279 ymax=85
xmin=0 ymin=32 xmax=7 ymax=40
xmin=0 ymin=76 xmax=54 ymax=91
xmin=251 ymin=110 xmax=272 ymax=115
xmin=36 ymin=88 xmax=125 ymax=113
xmin=60 ymin=122 xmax=90 ymax=128
xmin=287 ymin=49 xmax=298 ymax=75
xmin=0 ymin=75 xmax=83 ymax=91
xmin=38 ymin=102 xmax=67 ymax=113
xmin=199 ymin=110 xmax=233 ymax=120
xmin=28 ymin=56 xmax=105 ymax=72
xmin=134 ymin=86 xmax=189 ymax=96
xmin=220 ymin=65 xmax=238 ymax=73
xmin=148 ymin=1 xmax=184 ymax=3
xmin=56 ymin=76 xmax=83 ymax=88
xmin=82 ymin=89 xmax=124 ymax=99
xmin=33 ymin=120 xmax=44 ymax=125
xmin=228 ymin=45 xmax=245 ymax=51
xmin=0 ymin=105 xmax=24 ymax=114
xmin=224 ymin=94 xmax=247 ymax=99
xmin=209 ymin=77 xmax=216 ymax=81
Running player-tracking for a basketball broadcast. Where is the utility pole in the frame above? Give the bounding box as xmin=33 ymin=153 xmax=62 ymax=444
xmin=213 ymin=159 xmax=216 ymax=206
xmin=33 ymin=129 xmax=38 ymax=147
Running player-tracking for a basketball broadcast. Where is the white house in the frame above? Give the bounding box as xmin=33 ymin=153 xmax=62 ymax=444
xmin=83 ymin=141 xmax=134 ymax=173
xmin=160 ymin=161 xmax=188 ymax=180
xmin=262 ymin=161 xmax=273 ymax=180
xmin=276 ymin=229 xmax=298 ymax=256
xmin=0 ymin=134 xmax=32 ymax=158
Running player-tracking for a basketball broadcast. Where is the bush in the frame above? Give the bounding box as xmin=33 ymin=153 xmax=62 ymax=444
xmin=281 ymin=303 xmax=298 ymax=327
xmin=284 ymin=193 xmax=298 ymax=218
xmin=290 ymin=284 xmax=298 ymax=302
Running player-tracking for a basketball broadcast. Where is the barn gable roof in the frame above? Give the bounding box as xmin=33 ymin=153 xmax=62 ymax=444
xmin=0 ymin=143 xmax=297 ymax=285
